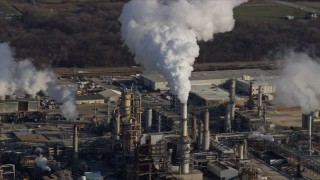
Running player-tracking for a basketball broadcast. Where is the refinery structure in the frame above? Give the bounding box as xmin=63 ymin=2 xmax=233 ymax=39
xmin=0 ymin=68 xmax=320 ymax=179
xmin=1 ymin=0 xmax=320 ymax=179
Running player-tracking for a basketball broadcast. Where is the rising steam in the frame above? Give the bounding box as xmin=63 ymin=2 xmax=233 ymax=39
xmin=119 ymin=0 xmax=247 ymax=103
xmin=0 ymin=43 xmax=78 ymax=119
xmin=275 ymin=52 xmax=320 ymax=114
xmin=35 ymin=154 xmax=51 ymax=172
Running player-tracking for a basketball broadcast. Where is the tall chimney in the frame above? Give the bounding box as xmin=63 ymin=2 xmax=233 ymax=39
xmin=225 ymin=105 xmax=231 ymax=133
xmin=107 ymin=99 xmax=111 ymax=125
xmin=73 ymin=125 xmax=78 ymax=162
xmin=146 ymin=109 xmax=152 ymax=133
xmin=203 ymin=109 xmax=210 ymax=151
xmin=309 ymin=114 xmax=312 ymax=156
xmin=230 ymin=78 xmax=236 ymax=121
xmin=197 ymin=118 xmax=203 ymax=150
xmin=239 ymin=144 xmax=244 ymax=160
xmin=115 ymin=109 xmax=121 ymax=141
xmin=180 ymin=103 xmax=190 ymax=174
xmin=158 ymin=113 xmax=162 ymax=132
xmin=258 ymin=85 xmax=263 ymax=117
xmin=192 ymin=115 xmax=197 ymax=141
xmin=243 ymin=139 xmax=248 ymax=159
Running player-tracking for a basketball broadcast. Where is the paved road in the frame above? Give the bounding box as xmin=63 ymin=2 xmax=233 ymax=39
xmin=272 ymin=0 xmax=320 ymax=14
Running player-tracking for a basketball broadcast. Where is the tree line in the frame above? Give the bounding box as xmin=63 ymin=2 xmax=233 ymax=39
xmin=0 ymin=2 xmax=320 ymax=68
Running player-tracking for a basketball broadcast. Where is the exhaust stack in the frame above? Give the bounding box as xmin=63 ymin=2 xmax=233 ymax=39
xmin=146 ymin=109 xmax=152 ymax=133
xmin=309 ymin=114 xmax=312 ymax=156
xmin=180 ymin=103 xmax=190 ymax=174
xmin=258 ymin=85 xmax=263 ymax=117
xmin=73 ymin=125 xmax=78 ymax=162
xmin=230 ymin=78 xmax=236 ymax=121
xmin=203 ymin=109 xmax=210 ymax=151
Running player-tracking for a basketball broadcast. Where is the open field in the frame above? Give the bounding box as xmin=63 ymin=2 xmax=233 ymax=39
xmin=0 ymin=0 xmax=21 ymax=15
xmin=235 ymin=1 xmax=307 ymax=23
xmin=297 ymin=1 xmax=320 ymax=9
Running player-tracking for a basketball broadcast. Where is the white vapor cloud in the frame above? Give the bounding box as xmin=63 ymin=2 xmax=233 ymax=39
xmin=0 ymin=43 xmax=78 ymax=119
xmin=119 ymin=0 xmax=247 ymax=103
xmin=275 ymin=51 xmax=320 ymax=114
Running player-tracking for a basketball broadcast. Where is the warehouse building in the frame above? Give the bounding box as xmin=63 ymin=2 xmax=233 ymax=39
xmin=236 ymin=75 xmax=277 ymax=97
xmin=140 ymin=69 xmax=275 ymax=92
xmin=207 ymin=161 xmax=238 ymax=179
xmin=76 ymin=94 xmax=105 ymax=105
xmin=99 ymin=89 xmax=121 ymax=102
xmin=189 ymin=85 xmax=245 ymax=106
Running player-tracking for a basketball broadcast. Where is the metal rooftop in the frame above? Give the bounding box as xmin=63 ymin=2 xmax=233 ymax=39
xmin=141 ymin=69 xmax=274 ymax=83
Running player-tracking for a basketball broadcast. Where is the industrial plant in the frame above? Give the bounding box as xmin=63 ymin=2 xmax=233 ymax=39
xmin=0 ymin=68 xmax=319 ymax=180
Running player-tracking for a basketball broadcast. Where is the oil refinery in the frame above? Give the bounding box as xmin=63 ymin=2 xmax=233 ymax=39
xmin=0 ymin=68 xmax=319 ymax=180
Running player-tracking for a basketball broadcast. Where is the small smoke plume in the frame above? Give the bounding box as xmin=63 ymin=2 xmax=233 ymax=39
xmin=119 ymin=0 xmax=247 ymax=103
xmin=0 ymin=43 xmax=78 ymax=119
xmin=248 ymin=131 xmax=274 ymax=142
xmin=275 ymin=52 xmax=320 ymax=114
xmin=35 ymin=154 xmax=51 ymax=172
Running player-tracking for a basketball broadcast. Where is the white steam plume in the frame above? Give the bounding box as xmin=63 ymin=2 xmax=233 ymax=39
xmin=35 ymin=154 xmax=51 ymax=172
xmin=119 ymin=0 xmax=247 ymax=103
xmin=0 ymin=43 xmax=78 ymax=119
xmin=275 ymin=52 xmax=320 ymax=114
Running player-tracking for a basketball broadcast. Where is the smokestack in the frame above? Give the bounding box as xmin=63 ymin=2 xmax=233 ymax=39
xmin=73 ymin=125 xmax=78 ymax=162
xmin=158 ymin=113 xmax=161 ymax=132
xmin=192 ymin=115 xmax=197 ymax=141
xmin=309 ymin=114 xmax=312 ymax=156
xmin=181 ymin=103 xmax=188 ymax=137
xmin=203 ymin=109 xmax=210 ymax=151
xmin=248 ymin=82 xmax=254 ymax=110
xmin=230 ymin=78 xmax=236 ymax=121
xmin=226 ymin=105 xmax=231 ymax=133
xmin=180 ymin=103 xmax=190 ymax=174
xmin=116 ymin=110 xmax=121 ymax=141
xmin=243 ymin=139 xmax=248 ymax=159
xmin=238 ymin=144 xmax=244 ymax=160
xmin=197 ymin=118 xmax=203 ymax=150
xmin=258 ymin=85 xmax=263 ymax=117
xmin=146 ymin=109 xmax=152 ymax=133
xmin=107 ymin=99 xmax=111 ymax=125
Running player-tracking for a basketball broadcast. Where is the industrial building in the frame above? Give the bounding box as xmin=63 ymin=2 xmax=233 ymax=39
xmin=76 ymin=94 xmax=105 ymax=104
xmin=139 ymin=69 xmax=275 ymax=92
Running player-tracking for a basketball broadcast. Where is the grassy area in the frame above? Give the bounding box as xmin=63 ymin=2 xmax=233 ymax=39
xmin=234 ymin=2 xmax=307 ymax=23
xmin=0 ymin=0 xmax=21 ymax=16
xmin=297 ymin=1 xmax=320 ymax=9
